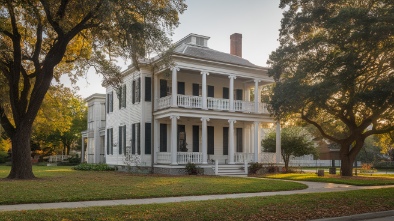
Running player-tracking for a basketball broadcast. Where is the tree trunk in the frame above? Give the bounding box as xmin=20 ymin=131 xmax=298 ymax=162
xmin=340 ymin=156 xmax=353 ymax=176
xmin=7 ymin=126 xmax=35 ymax=179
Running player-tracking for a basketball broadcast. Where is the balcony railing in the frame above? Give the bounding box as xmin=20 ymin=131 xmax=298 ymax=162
xmin=157 ymin=95 xmax=269 ymax=114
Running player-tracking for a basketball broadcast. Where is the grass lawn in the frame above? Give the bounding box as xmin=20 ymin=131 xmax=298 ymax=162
xmin=0 ymin=166 xmax=306 ymax=205
xmin=1 ymin=188 xmax=394 ymax=221
xmin=263 ymin=172 xmax=394 ymax=186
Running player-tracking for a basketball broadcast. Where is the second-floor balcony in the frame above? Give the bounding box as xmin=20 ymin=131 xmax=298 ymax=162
xmin=157 ymin=95 xmax=269 ymax=114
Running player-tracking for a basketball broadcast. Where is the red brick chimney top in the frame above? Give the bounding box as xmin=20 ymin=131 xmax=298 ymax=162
xmin=230 ymin=33 xmax=242 ymax=57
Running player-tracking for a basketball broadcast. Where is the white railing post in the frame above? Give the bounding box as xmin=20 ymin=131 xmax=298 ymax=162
xmin=244 ymin=161 xmax=248 ymax=174
xmin=215 ymin=160 xmax=219 ymax=175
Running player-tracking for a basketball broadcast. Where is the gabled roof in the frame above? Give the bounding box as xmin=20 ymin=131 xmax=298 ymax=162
xmin=173 ymin=42 xmax=262 ymax=69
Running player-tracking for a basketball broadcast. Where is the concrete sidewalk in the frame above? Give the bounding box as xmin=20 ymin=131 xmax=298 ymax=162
xmin=0 ymin=181 xmax=393 ymax=212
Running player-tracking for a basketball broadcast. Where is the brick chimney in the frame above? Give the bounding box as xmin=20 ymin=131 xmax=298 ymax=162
xmin=230 ymin=33 xmax=242 ymax=57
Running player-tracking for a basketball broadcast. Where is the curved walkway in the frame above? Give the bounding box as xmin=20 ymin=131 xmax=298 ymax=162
xmin=1 ymin=180 xmax=393 ymax=212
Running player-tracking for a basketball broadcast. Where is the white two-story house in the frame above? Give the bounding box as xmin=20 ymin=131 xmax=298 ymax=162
xmin=83 ymin=33 xmax=282 ymax=175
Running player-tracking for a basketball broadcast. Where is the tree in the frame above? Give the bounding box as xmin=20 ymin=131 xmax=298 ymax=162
xmin=32 ymin=85 xmax=87 ymax=155
xmin=262 ymin=127 xmax=317 ymax=171
xmin=376 ymin=132 xmax=394 ymax=161
xmin=0 ymin=0 xmax=186 ymax=179
xmin=268 ymin=0 xmax=394 ymax=176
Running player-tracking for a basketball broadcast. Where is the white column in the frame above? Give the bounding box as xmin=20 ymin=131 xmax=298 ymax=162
xmin=170 ymin=115 xmax=179 ymax=165
xmin=254 ymin=121 xmax=260 ymax=163
xmin=153 ymin=119 xmax=159 ymax=164
xmin=228 ymin=119 xmax=236 ymax=164
xmin=276 ymin=122 xmax=282 ymax=164
xmin=81 ymin=136 xmax=85 ymax=163
xmin=229 ymin=75 xmax=236 ymax=112
xmin=201 ymin=72 xmax=209 ymax=110
xmin=201 ymin=117 xmax=210 ymax=164
xmin=171 ymin=67 xmax=179 ymax=107
xmin=254 ymin=79 xmax=260 ymax=113
xmin=154 ymin=74 xmax=159 ymax=110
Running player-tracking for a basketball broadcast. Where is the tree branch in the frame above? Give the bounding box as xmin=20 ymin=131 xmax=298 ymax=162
xmin=39 ymin=0 xmax=64 ymax=36
xmin=0 ymin=104 xmax=15 ymax=138
xmin=56 ymin=0 xmax=70 ymax=19
xmin=301 ymin=113 xmax=341 ymax=143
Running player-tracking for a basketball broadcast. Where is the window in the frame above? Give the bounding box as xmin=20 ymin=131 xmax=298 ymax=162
xmin=192 ymin=83 xmax=202 ymax=96
xmin=132 ymin=78 xmax=141 ymax=103
xmin=107 ymin=128 xmax=113 ymax=155
xmin=118 ymin=85 xmax=126 ymax=109
xmin=145 ymin=77 xmax=151 ymax=101
xmin=131 ymin=123 xmax=141 ymax=154
xmin=118 ymin=125 xmax=126 ymax=155
xmin=106 ymin=92 xmax=113 ymax=113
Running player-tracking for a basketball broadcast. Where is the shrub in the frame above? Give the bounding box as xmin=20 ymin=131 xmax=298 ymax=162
xmin=0 ymin=151 xmax=9 ymax=164
xmin=248 ymin=162 xmax=263 ymax=174
xmin=185 ymin=162 xmax=200 ymax=175
xmin=73 ymin=163 xmax=115 ymax=171
xmin=373 ymin=161 xmax=394 ymax=169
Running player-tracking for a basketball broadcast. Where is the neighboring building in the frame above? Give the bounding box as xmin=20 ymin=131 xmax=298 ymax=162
xmin=83 ymin=33 xmax=281 ymax=175
xmin=81 ymin=94 xmax=106 ymax=164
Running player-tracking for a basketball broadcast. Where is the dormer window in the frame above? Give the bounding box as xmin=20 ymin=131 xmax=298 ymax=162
xmin=176 ymin=33 xmax=210 ymax=47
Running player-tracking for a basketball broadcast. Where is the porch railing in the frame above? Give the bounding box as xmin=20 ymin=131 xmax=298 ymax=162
xmin=157 ymin=152 xmax=171 ymax=164
xmin=234 ymin=153 xmax=254 ymax=163
xmin=157 ymin=152 xmax=203 ymax=164
xmin=157 ymin=95 xmax=269 ymax=114
xmin=177 ymin=152 xmax=203 ymax=164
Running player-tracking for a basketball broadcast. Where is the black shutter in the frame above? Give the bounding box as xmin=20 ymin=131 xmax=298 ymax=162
xmin=178 ymin=82 xmax=185 ymax=95
xmin=109 ymin=128 xmax=114 ymax=154
xmin=160 ymin=79 xmax=167 ymax=98
xmin=160 ymin=124 xmax=167 ymax=152
xmin=132 ymin=124 xmax=136 ymax=154
xmin=236 ymin=89 xmax=243 ymax=100
xmin=223 ymin=127 xmax=229 ymax=155
xmin=192 ymin=125 xmax=199 ymax=152
xmin=192 ymin=83 xmax=199 ymax=96
xmin=137 ymin=123 xmax=141 ymax=154
xmin=145 ymin=77 xmax=151 ymax=101
xmin=208 ymin=126 xmax=214 ymax=154
xmin=119 ymin=126 xmax=122 ymax=154
xmin=106 ymin=94 xmax=109 ymax=113
xmin=123 ymin=85 xmax=126 ymax=108
xmin=132 ymin=80 xmax=136 ymax=104
xmin=236 ymin=128 xmax=243 ymax=152
xmin=123 ymin=126 xmax=126 ymax=155
xmin=107 ymin=129 xmax=110 ymax=154
xmin=223 ymin=87 xmax=229 ymax=99
xmin=208 ymin=85 xmax=214 ymax=97
xmin=110 ymin=92 xmax=113 ymax=112
xmin=145 ymin=123 xmax=151 ymax=154
xmin=137 ymin=78 xmax=141 ymax=102
xmin=118 ymin=87 xmax=122 ymax=109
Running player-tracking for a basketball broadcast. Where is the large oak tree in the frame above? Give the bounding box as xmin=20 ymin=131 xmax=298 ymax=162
xmin=268 ymin=0 xmax=394 ymax=176
xmin=0 ymin=0 xmax=186 ymax=179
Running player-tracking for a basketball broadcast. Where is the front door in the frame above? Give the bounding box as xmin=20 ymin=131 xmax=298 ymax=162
xmin=178 ymin=125 xmax=186 ymax=151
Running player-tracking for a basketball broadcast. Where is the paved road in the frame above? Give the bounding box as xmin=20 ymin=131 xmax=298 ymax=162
xmin=0 ymin=179 xmax=393 ymax=220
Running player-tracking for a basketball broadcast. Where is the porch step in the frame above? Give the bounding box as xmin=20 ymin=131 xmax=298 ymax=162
xmin=216 ymin=164 xmax=247 ymax=177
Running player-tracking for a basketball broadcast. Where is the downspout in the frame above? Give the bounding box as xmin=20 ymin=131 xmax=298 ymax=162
xmin=151 ymin=65 xmax=155 ymax=173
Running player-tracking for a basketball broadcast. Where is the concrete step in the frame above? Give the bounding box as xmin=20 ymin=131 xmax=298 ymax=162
xmin=215 ymin=164 xmax=247 ymax=177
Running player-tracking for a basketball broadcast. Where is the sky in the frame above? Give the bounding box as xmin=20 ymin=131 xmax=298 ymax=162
xmin=64 ymin=1 xmax=284 ymax=98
